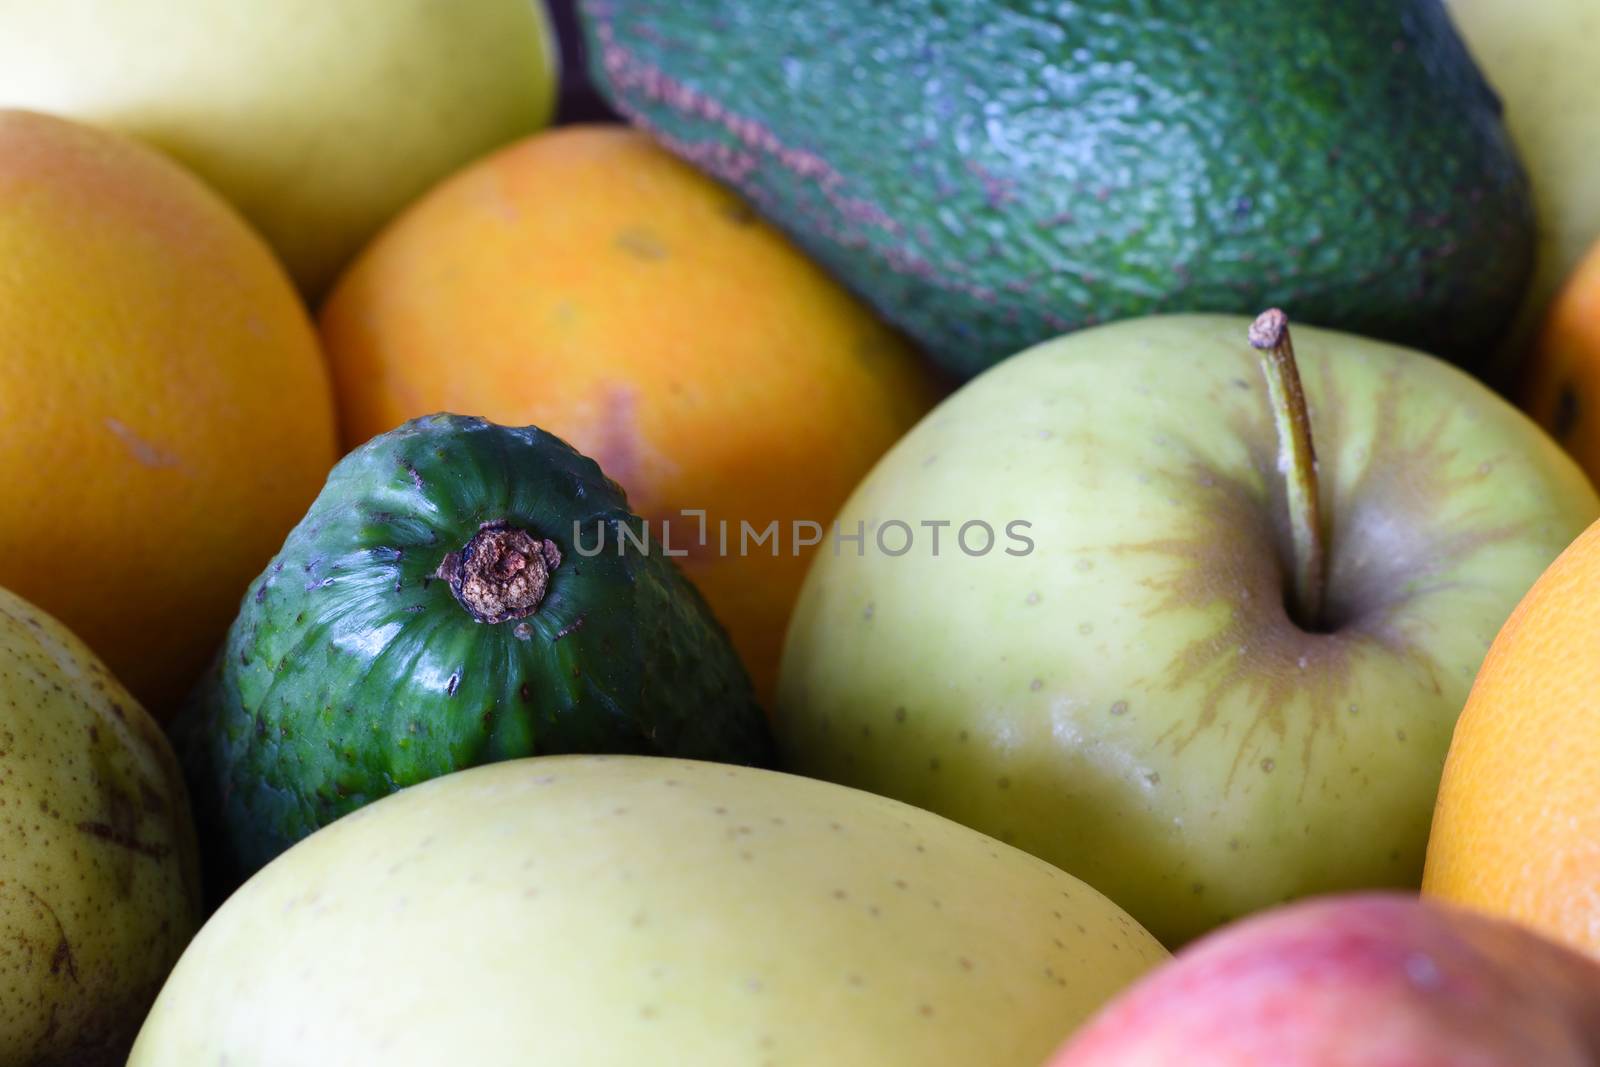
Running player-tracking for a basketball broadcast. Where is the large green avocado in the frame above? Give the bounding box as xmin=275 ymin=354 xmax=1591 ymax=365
xmin=580 ymin=0 xmax=1533 ymax=381
xmin=180 ymin=415 xmax=772 ymax=883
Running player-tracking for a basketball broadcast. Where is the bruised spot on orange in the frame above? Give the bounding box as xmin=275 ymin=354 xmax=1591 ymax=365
xmin=103 ymin=418 xmax=185 ymax=472
xmin=588 ymin=384 xmax=650 ymax=502
xmin=614 ymin=226 xmax=669 ymax=261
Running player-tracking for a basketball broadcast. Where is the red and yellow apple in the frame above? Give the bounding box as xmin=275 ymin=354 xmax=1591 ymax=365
xmin=1049 ymin=894 xmax=1600 ymax=1066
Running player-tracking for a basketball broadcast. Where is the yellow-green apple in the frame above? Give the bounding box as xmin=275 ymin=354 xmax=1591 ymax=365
xmin=1048 ymin=894 xmax=1600 ymax=1066
xmin=1447 ymin=0 xmax=1600 ymax=368
xmin=778 ymin=312 xmax=1598 ymax=945
xmin=0 ymin=0 xmax=558 ymax=294
xmin=130 ymin=756 xmax=1165 ymax=1066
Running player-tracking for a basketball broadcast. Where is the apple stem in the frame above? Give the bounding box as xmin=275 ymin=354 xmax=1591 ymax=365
xmin=1248 ymin=309 xmax=1325 ymax=630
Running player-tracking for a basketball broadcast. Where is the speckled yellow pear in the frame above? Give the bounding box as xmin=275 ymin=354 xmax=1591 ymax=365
xmin=130 ymin=756 xmax=1165 ymax=1066
xmin=0 ymin=587 xmax=201 ymax=1065
xmin=779 ymin=313 xmax=1599 ymax=946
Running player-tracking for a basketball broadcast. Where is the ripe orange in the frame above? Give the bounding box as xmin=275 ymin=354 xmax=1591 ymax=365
xmin=1525 ymin=238 xmax=1600 ymax=484
xmin=1424 ymin=517 xmax=1600 ymax=955
xmin=320 ymin=125 xmax=940 ymax=704
xmin=0 ymin=110 xmax=337 ymax=716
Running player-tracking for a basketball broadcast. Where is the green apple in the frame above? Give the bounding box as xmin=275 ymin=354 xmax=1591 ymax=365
xmin=778 ymin=313 xmax=1598 ymax=946
xmin=1447 ymin=0 xmax=1600 ymax=363
xmin=0 ymin=0 xmax=557 ymax=295
xmin=130 ymin=755 xmax=1165 ymax=1066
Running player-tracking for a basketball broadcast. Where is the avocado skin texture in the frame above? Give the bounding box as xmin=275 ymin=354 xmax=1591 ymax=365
xmin=580 ymin=0 xmax=1533 ymax=382
xmin=179 ymin=415 xmax=772 ymax=885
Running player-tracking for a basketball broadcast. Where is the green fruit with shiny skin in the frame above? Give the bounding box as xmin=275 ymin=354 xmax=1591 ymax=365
xmin=580 ymin=0 xmax=1533 ymax=380
xmin=181 ymin=414 xmax=771 ymax=884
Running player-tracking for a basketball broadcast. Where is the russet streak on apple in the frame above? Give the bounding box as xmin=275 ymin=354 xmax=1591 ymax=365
xmin=780 ymin=314 xmax=1598 ymax=945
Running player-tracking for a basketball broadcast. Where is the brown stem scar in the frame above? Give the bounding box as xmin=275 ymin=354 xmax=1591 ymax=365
xmin=437 ymin=522 xmax=561 ymax=625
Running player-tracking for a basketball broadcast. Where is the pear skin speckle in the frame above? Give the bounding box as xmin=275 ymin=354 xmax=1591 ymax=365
xmin=0 ymin=588 xmax=200 ymax=1063
xmin=130 ymin=756 xmax=1164 ymax=1065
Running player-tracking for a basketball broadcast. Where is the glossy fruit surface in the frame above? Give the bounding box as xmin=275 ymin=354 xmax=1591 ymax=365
xmin=321 ymin=125 xmax=940 ymax=701
xmin=582 ymin=1 xmax=1533 ymax=378
xmin=0 ymin=109 xmax=336 ymax=715
xmin=181 ymin=415 xmax=772 ymax=883
xmin=133 ymin=756 xmax=1165 ymax=1066
xmin=1425 ymin=517 xmax=1600 ymax=957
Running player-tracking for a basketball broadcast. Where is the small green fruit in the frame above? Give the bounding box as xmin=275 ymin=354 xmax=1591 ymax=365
xmin=181 ymin=415 xmax=771 ymax=885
